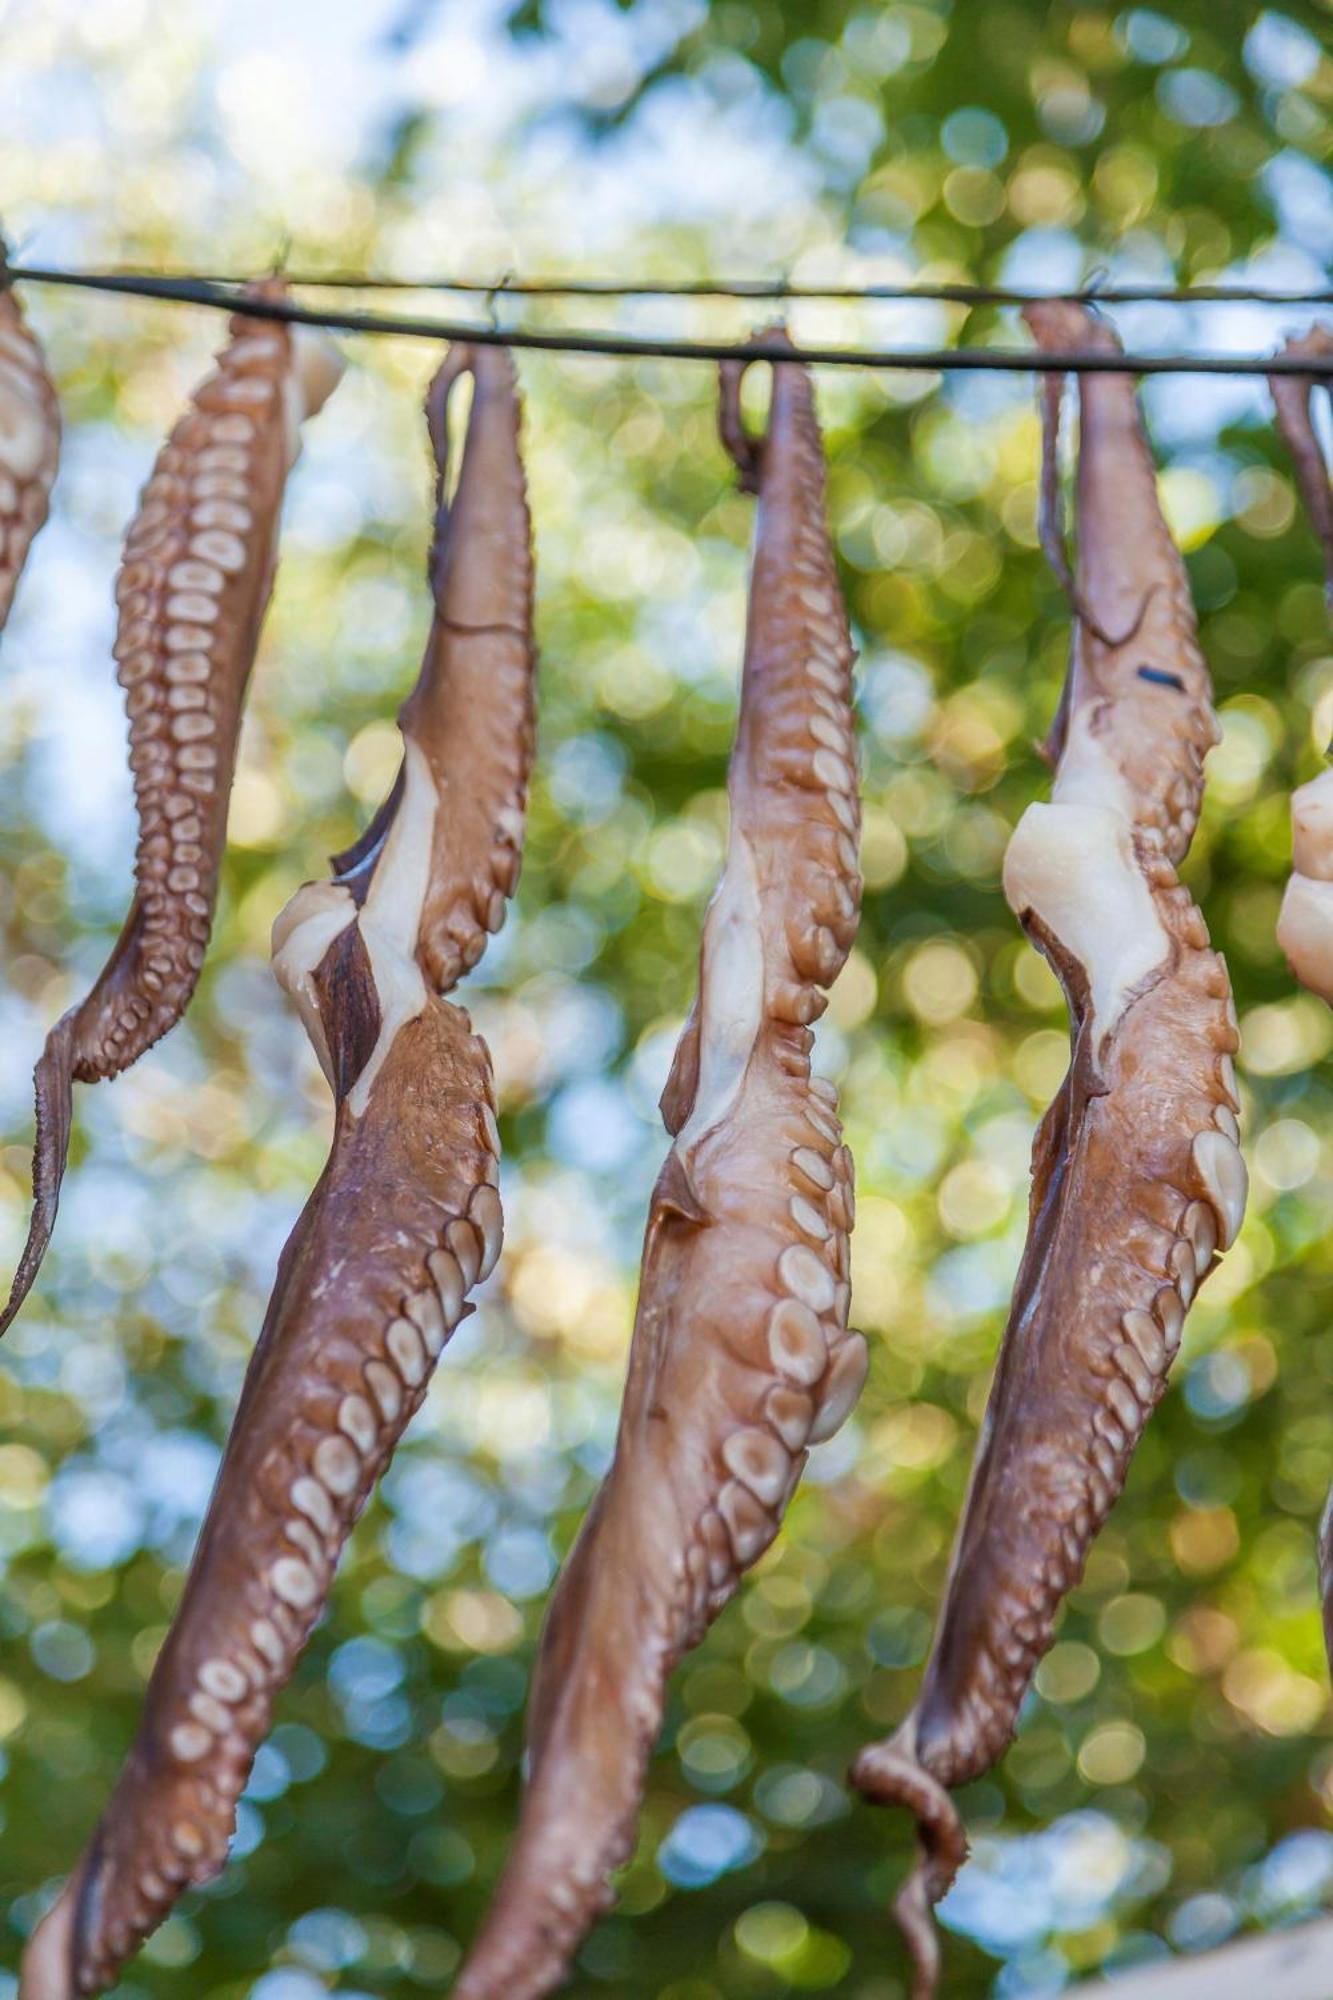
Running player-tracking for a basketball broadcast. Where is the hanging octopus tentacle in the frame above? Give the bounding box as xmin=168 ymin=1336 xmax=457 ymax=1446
xmin=19 ymin=345 xmax=534 ymax=2000
xmin=454 ymin=333 xmax=864 ymax=2000
xmin=851 ymin=302 xmax=1245 ymax=2000
xmin=1268 ymin=324 xmax=1333 ymax=609
xmin=1032 ymin=338 xmax=1152 ymax=656
xmin=1276 ymin=714 xmax=1333 ymax=1675
xmin=0 ymin=280 xmax=60 ymax=633
xmin=1276 ymin=765 xmax=1333 ymax=1013
xmin=2 ymin=287 xmax=344 ymax=1336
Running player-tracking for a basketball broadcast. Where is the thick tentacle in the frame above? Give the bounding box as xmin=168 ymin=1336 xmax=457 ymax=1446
xmin=454 ymin=339 xmax=863 ymax=2000
xmin=21 ymin=993 xmax=499 ymax=2000
xmin=20 ymin=347 xmax=534 ymax=1997
xmin=1268 ymin=324 xmax=1333 ymax=609
xmin=852 ymin=301 xmax=1245 ymax=1992
xmin=2 ymin=289 xmax=344 ymax=1334
xmin=0 ymin=283 xmax=60 ymax=632
xmin=332 ymin=343 xmax=535 ymax=991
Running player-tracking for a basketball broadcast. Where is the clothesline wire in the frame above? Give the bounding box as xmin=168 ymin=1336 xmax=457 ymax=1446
xmin=8 ymin=264 xmax=1333 ymax=378
xmin=41 ymin=266 xmax=1333 ymax=307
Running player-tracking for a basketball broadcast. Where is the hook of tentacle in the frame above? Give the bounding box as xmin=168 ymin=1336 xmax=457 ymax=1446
xmin=719 ymin=323 xmax=796 ymax=491
xmin=1033 ymin=363 xmax=1154 ymax=653
xmin=850 ymin=1723 xmax=968 ymax=2000
xmin=421 ymin=341 xmax=477 ymax=582
xmin=1268 ymin=324 xmax=1333 ymax=610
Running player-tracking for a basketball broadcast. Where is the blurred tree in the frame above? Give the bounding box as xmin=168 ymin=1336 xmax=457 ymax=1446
xmin=1 ymin=2 xmax=1332 ymax=1996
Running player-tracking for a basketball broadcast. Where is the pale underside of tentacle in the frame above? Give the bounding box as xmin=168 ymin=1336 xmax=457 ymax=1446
xmin=1267 ymin=323 xmax=1333 ymax=609
xmin=1277 ymin=760 xmax=1333 ymax=1675
xmin=0 ymin=286 xmax=61 ymax=634
xmin=1277 ymin=766 xmax=1333 ymax=1010
xmin=2 ymin=289 xmax=344 ymax=1336
xmin=20 ymin=345 xmax=533 ymax=2000
xmin=851 ymin=301 xmax=1245 ymax=2000
xmin=453 ymin=339 xmax=864 ymax=2000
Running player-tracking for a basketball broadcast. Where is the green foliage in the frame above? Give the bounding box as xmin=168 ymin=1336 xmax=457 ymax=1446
xmin=1 ymin=2 xmax=1332 ymax=1996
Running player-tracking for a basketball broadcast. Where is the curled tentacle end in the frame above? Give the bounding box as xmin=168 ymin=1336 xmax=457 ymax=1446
xmin=424 ymin=344 xmax=474 ymax=466
xmin=718 ymin=326 xmax=795 ymax=492
xmin=424 ymin=341 xmax=517 ymax=459
xmin=718 ymin=358 xmax=762 ymax=493
xmin=850 ymin=1729 xmax=968 ymax=2000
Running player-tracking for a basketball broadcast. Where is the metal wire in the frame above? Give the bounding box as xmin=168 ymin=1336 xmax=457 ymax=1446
xmin=8 ymin=264 xmax=1332 ymax=377
xmin=48 ymin=266 xmax=1333 ymax=307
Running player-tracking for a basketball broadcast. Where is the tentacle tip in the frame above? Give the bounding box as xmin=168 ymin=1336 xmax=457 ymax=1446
xmin=894 ymin=1859 xmax=944 ymax=2000
xmin=424 ymin=352 xmax=469 ymax=462
xmin=19 ymin=1873 xmax=80 ymax=2000
xmin=0 ymin=1208 xmax=55 ymax=1341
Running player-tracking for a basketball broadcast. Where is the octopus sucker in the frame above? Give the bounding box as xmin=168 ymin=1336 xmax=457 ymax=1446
xmin=0 ymin=282 xmax=60 ymax=635
xmin=19 ymin=343 xmax=534 ymax=1999
xmin=850 ymin=302 xmax=1244 ymax=1999
xmin=453 ymin=331 xmax=863 ymax=2000
xmin=2 ymin=286 xmax=344 ymax=1337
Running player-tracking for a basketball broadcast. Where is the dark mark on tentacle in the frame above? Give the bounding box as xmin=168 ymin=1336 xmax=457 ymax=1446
xmin=1137 ymin=665 xmax=1186 ymax=689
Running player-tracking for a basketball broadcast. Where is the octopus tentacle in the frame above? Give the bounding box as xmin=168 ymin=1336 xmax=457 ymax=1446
xmin=1032 ymin=350 xmax=1146 ymax=654
xmin=19 ymin=346 xmax=534 ymax=1999
xmin=454 ymin=335 xmax=863 ymax=2000
xmin=851 ymin=301 xmax=1245 ymax=1997
xmin=331 ymin=345 xmax=534 ymax=983
xmin=0 ymin=282 xmax=60 ymax=633
xmin=1277 ymin=753 xmax=1333 ymax=1674
xmin=1276 ymin=765 xmax=1333 ymax=1011
xmin=2 ymin=288 xmax=344 ymax=1335
xmin=1268 ymin=324 xmax=1333 ymax=609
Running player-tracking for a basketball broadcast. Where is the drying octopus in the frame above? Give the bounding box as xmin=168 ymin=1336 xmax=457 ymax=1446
xmin=2 ymin=284 xmax=343 ymax=1336
xmin=851 ymin=302 xmax=1247 ymax=1998
xmin=1271 ymin=324 xmax=1333 ymax=1669
xmin=0 ymin=282 xmax=60 ymax=633
xmin=19 ymin=340 xmax=535 ymax=1999
xmin=1268 ymin=322 xmax=1333 ymax=608
xmin=454 ymin=338 xmax=865 ymax=2000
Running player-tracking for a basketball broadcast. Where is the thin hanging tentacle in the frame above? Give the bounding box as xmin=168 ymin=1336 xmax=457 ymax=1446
xmin=1032 ymin=331 xmax=1152 ymax=655
xmin=20 ymin=345 xmax=535 ymax=1999
xmin=1268 ymin=323 xmax=1333 ymax=609
xmin=454 ymin=331 xmax=863 ymax=2000
xmin=851 ymin=300 xmax=1244 ymax=1997
xmin=0 ymin=279 xmax=60 ymax=634
xmin=2 ymin=287 xmax=344 ymax=1335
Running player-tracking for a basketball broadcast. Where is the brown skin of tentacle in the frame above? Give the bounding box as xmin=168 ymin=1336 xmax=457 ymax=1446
xmin=0 ymin=287 xmax=60 ymax=631
xmin=334 ymin=344 xmax=535 ymax=987
xmin=1025 ymin=301 xmax=1218 ymax=844
xmin=1267 ymin=324 xmax=1333 ymax=609
xmin=20 ymin=343 xmax=531 ymax=2000
xmin=26 ymin=978 xmax=499 ymax=1999
xmin=454 ymin=347 xmax=863 ymax=2000
xmin=3 ymin=290 xmax=341 ymax=1335
xmin=852 ymin=302 xmax=1241 ymax=1998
